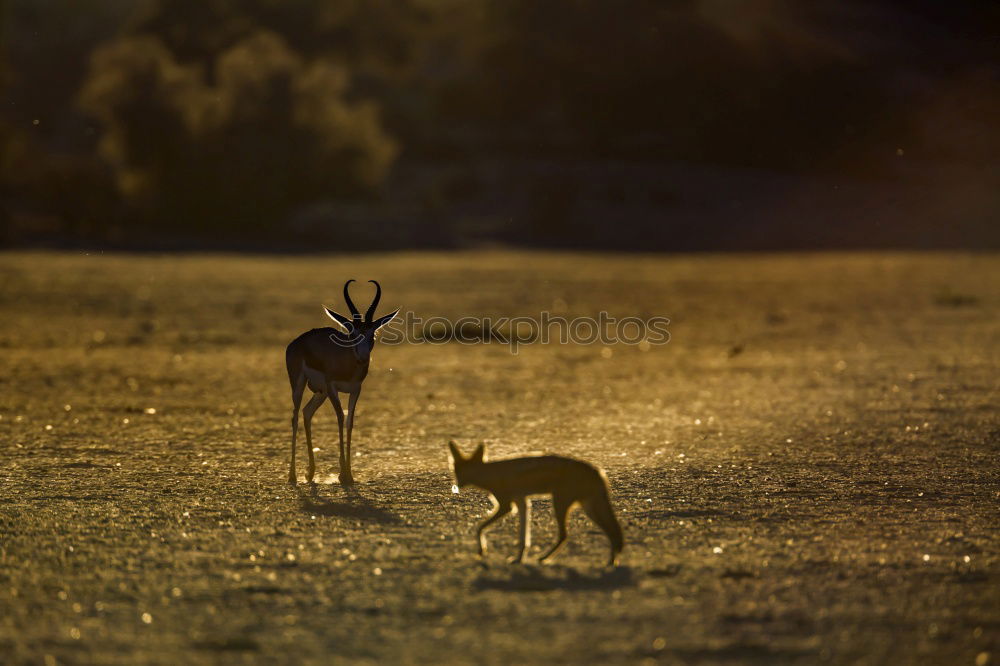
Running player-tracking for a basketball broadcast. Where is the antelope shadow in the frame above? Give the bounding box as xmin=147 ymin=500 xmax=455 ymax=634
xmin=297 ymin=484 xmax=402 ymax=525
xmin=473 ymin=564 xmax=635 ymax=592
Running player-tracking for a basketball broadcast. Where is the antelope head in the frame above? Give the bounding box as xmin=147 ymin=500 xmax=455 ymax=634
xmin=325 ymin=280 xmax=399 ymax=363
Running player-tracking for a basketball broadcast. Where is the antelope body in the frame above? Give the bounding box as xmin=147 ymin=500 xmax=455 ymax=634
xmin=285 ymin=280 xmax=397 ymax=485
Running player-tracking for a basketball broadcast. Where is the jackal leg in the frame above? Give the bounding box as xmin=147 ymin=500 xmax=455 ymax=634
xmin=476 ymin=496 xmax=512 ymax=556
xmin=539 ymin=494 xmax=574 ymax=563
xmin=510 ymin=498 xmax=531 ymax=564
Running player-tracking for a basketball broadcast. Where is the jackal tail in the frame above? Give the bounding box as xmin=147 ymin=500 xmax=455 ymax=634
xmin=582 ymin=483 xmax=624 ymax=565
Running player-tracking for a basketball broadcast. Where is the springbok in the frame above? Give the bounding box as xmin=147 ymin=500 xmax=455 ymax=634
xmin=285 ymin=280 xmax=398 ymax=485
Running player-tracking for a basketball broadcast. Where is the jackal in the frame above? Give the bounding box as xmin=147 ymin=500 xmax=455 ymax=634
xmin=448 ymin=441 xmax=624 ymax=566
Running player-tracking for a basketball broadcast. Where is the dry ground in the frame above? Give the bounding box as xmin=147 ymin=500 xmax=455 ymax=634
xmin=0 ymin=251 xmax=997 ymax=665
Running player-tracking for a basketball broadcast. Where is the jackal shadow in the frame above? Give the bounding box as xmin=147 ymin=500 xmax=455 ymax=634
xmin=473 ymin=564 xmax=634 ymax=592
xmin=297 ymin=484 xmax=402 ymax=524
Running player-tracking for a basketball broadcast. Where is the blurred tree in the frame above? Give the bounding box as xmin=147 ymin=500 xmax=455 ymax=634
xmin=1 ymin=0 xmax=134 ymax=147
xmin=125 ymin=0 xmax=488 ymax=155
xmin=0 ymin=0 xmax=130 ymax=242
xmin=466 ymin=0 xmax=899 ymax=167
xmin=78 ymin=31 xmax=397 ymax=234
xmin=1 ymin=0 xmax=996 ymax=247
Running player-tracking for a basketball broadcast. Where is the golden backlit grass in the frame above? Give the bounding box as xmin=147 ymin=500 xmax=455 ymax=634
xmin=0 ymin=251 xmax=997 ymax=664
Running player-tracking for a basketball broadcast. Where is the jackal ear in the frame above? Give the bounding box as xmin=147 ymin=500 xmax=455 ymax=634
xmin=471 ymin=443 xmax=486 ymax=463
xmin=448 ymin=440 xmax=464 ymax=462
xmin=324 ymin=307 xmax=353 ymax=333
xmin=373 ymin=309 xmax=399 ymax=330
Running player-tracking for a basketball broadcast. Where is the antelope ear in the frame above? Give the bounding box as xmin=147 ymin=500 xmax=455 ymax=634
xmin=373 ymin=309 xmax=399 ymax=330
xmin=448 ymin=440 xmax=464 ymax=462
xmin=471 ymin=443 xmax=486 ymax=463
xmin=324 ymin=307 xmax=353 ymax=333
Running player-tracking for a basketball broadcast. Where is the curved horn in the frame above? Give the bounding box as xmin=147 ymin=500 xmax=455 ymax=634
xmin=365 ymin=280 xmax=382 ymax=322
xmin=343 ymin=279 xmax=361 ymax=321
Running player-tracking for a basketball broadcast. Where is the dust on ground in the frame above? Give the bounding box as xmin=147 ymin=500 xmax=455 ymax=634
xmin=0 ymin=251 xmax=997 ymax=664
